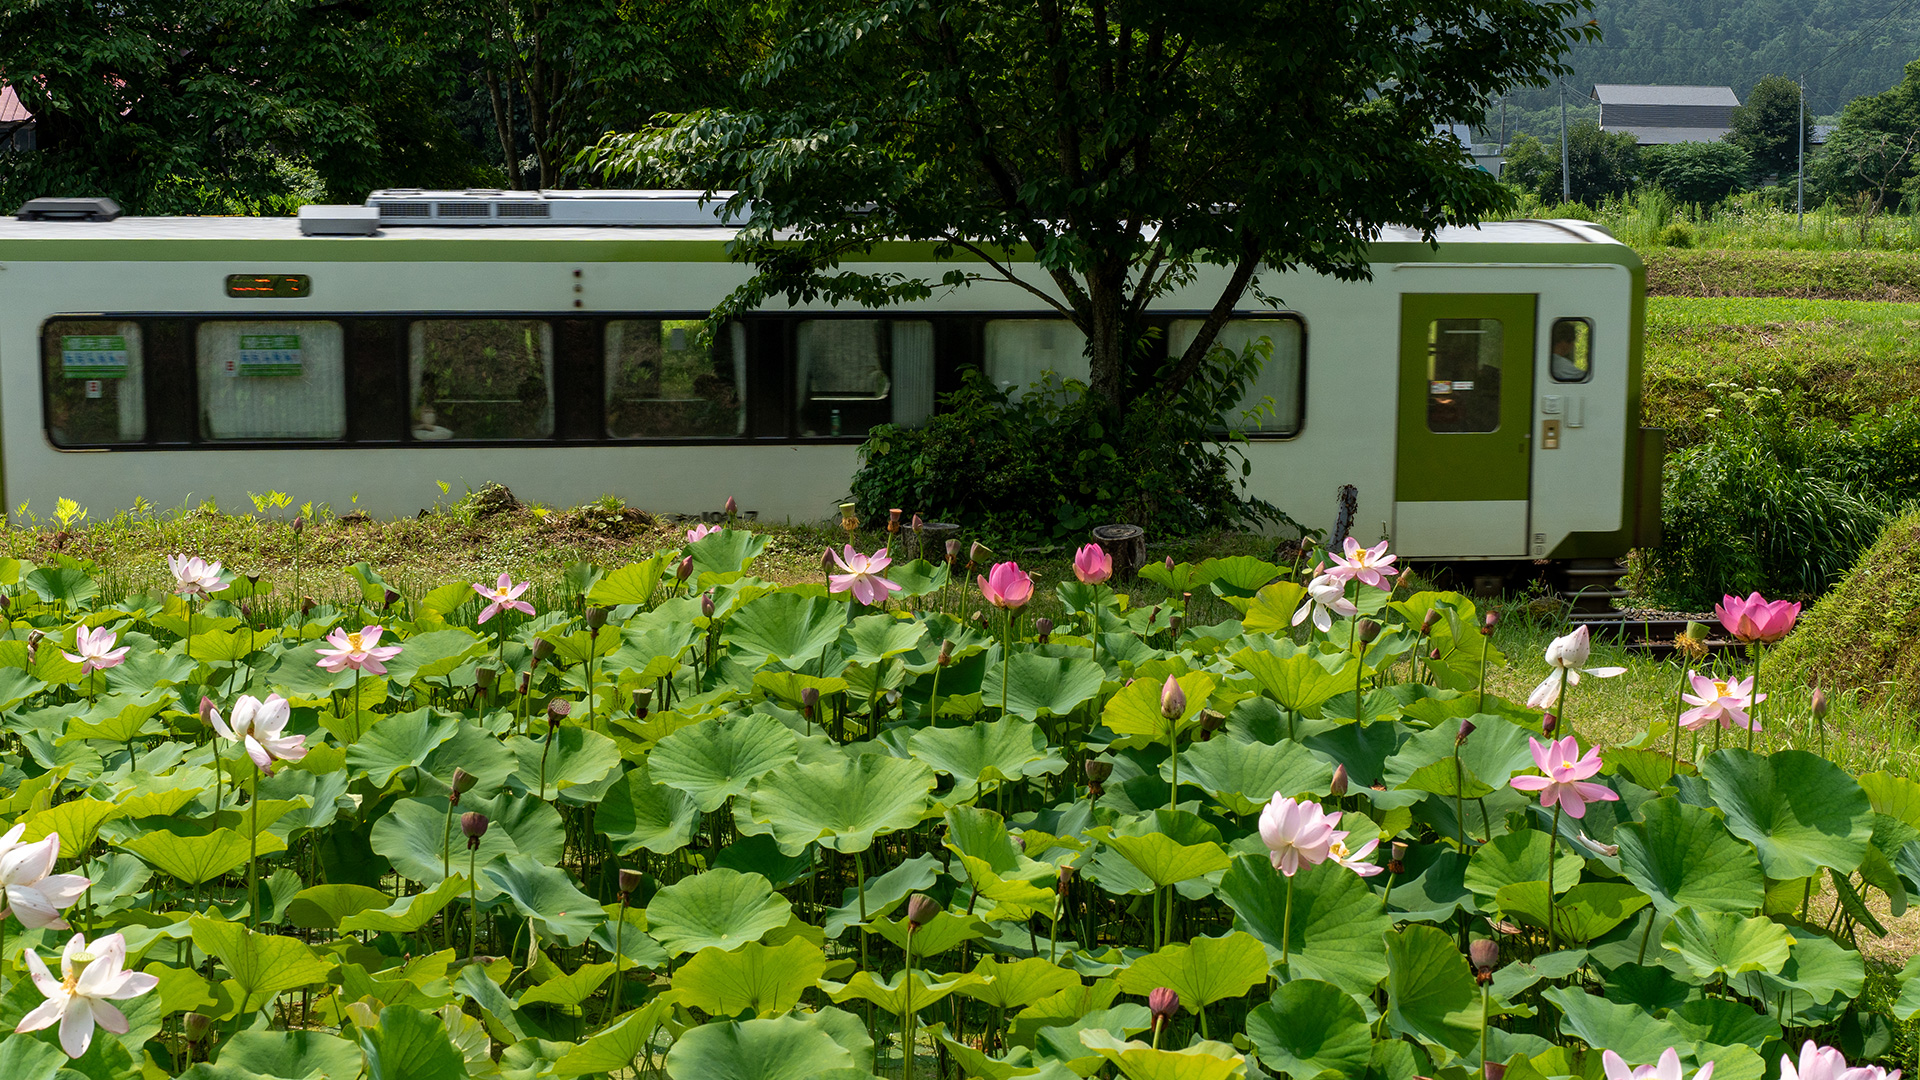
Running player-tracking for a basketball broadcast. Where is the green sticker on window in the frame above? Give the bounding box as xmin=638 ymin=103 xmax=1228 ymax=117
xmin=235 ymin=334 xmax=302 ymax=377
xmin=61 ymin=336 xmax=129 ymax=379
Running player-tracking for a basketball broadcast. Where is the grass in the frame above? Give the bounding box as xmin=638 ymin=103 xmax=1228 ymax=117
xmin=1520 ymin=189 xmax=1920 ymax=253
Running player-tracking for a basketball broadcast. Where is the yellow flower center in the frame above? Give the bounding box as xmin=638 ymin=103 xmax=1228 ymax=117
xmin=1713 ymin=681 xmax=1730 ymax=698
xmin=64 ymin=951 xmax=95 ymax=992
xmin=346 ymin=632 xmax=364 ymax=652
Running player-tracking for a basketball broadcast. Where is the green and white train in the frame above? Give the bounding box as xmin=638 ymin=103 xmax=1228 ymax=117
xmin=0 ymin=191 xmax=1659 ymax=565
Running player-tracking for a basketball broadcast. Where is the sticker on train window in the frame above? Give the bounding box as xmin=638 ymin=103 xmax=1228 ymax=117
xmin=61 ymin=336 xmax=129 ymax=379
xmin=232 ymin=334 xmax=303 ymax=377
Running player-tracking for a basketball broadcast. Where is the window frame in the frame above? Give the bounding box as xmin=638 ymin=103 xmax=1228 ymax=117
xmin=1548 ymin=317 xmax=1595 ymax=385
xmin=1164 ymin=312 xmax=1310 ymax=441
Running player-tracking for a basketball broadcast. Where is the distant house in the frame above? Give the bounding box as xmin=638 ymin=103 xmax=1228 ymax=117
xmin=1590 ymin=84 xmax=1740 ymax=145
xmin=0 ymin=84 xmax=34 ymax=152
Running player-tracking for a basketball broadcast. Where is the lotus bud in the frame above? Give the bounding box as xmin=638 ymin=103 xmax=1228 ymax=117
xmin=1541 ymin=712 xmax=1557 ymax=735
xmin=677 ymin=555 xmax=694 ymax=583
xmin=183 ymin=1011 xmax=212 ymax=1042
xmin=199 ymin=695 xmax=216 ymax=727
xmin=461 ymin=811 xmax=489 ymax=848
xmin=969 ymin=540 xmax=992 ymax=568
xmin=547 ymin=698 xmax=571 ymax=728
xmin=633 ymin=687 xmax=653 ymax=717
xmin=937 ymin=640 xmax=953 ymax=667
xmin=906 ymin=893 xmax=941 ymax=930
xmin=531 ymin=638 xmax=556 ymax=663
xmin=1389 ymin=841 xmax=1408 ymax=875
xmin=1330 ymin=764 xmax=1349 ymax=797
xmin=1486 ymin=1062 xmax=1509 ymax=1080
xmin=1035 ymin=617 xmax=1053 ymax=643
xmin=1012 ymin=835 xmax=1025 ymax=852
xmin=888 ymin=508 xmax=902 ymax=533
xmin=451 ymin=767 xmax=478 ymax=801
xmin=1159 ymin=676 xmax=1186 ymax=720
xmin=618 ymin=867 xmax=643 ymax=899
xmin=1083 ymin=758 xmax=1113 ymax=783
xmin=1811 ymin=688 xmax=1829 ymax=718
xmin=724 ymin=495 xmax=738 ymax=519
xmin=911 ymin=514 xmax=923 ymax=534
xmin=1469 ymin=938 xmax=1499 ymax=979
xmin=801 ymin=686 xmax=820 ymax=718
xmin=517 ymin=671 xmax=531 ymax=695
xmin=475 ymin=666 xmax=496 ymax=690
xmin=1165 ymin=556 xmax=1176 ymax=572
xmin=1356 ymin=618 xmax=1382 ymax=643
xmin=1684 ymin=620 xmax=1711 ymax=642
xmin=584 ymin=606 xmax=607 ymax=630
xmin=1420 ymin=609 xmax=1441 ymax=634
xmin=292 ymin=515 xmax=306 ymax=535
xmin=301 ymin=597 xmax=317 ymax=617
xmin=701 ymin=592 xmax=715 ymax=619
xmin=1148 ymin=986 xmax=1179 ymax=1027
xmin=383 ymin=587 xmax=402 ymax=609
xmin=1429 ymin=648 xmax=1441 ymax=660
xmin=1456 ymin=719 xmax=1475 ymax=746
xmin=1481 ymin=611 xmax=1499 ymax=635
xmin=945 ymin=538 xmax=960 ymax=564
xmin=0 ymin=594 xmax=10 ymax=612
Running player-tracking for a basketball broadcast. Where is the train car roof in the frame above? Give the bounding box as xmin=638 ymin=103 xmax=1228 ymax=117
xmin=0 ymin=215 xmax=1620 ymax=246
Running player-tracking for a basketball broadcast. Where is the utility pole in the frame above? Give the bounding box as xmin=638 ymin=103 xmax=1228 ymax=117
xmin=1797 ymin=75 xmax=1806 ymax=232
xmin=1560 ymin=84 xmax=1571 ymax=203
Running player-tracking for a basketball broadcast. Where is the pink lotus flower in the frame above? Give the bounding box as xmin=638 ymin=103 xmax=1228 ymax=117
xmin=0 ymin=825 xmax=89 ymax=930
xmin=1525 ymin=625 xmax=1626 ymax=709
xmin=1780 ymin=1043 xmax=1854 ymax=1080
xmin=166 ymin=554 xmax=225 ymax=599
xmin=1510 ymin=735 xmax=1618 ymax=819
xmin=1292 ymin=571 xmax=1357 ymax=633
xmin=686 ymin=523 xmax=721 ymax=543
xmin=1604 ymin=1049 xmax=1714 ymax=1080
xmin=829 ymin=546 xmax=904 ymax=606
xmin=1715 ymin=592 xmax=1800 ymax=644
xmin=1577 ymin=832 xmax=1620 ymax=858
xmin=1073 ymin=544 xmax=1113 ymax=584
xmin=978 ymin=562 xmax=1034 ymax=610
xmin=1678 ymin=671 xmax=1762 ymax=731
xmin=208 ymin=693 xmax=307 ymax=775
xmin=16 ymin=931 xmax=158 ymax=1058
xmin=316 ymin=625 xmax=403 ymax=675
xmin=1258 ymin=795 xmax=1338 ymax=876
xmin=1325 ymin=537 xmax=1399 ymax=590
xmin=472 ymin=572 xmax=535 ymax=624
xmin=61 ymin=625 xmax=129 ymax=676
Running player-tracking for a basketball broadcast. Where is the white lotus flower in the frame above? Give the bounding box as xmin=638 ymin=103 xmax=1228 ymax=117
xmin=15 ymin=932 xmax=158 ymax=1057
xmin=0 ymin=824 xmax=89 ymax=929
xmin=1526 ymin=625 xmax=1626 ymax=709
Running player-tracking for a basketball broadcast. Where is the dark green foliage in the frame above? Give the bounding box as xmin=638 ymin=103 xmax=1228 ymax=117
xmin=1639 ymin=385 xmax=1920 ymax=608
xmin=850 ymin=345 xmax=1288 ymax=544
xmin=1728 ymin=75 xmax=1811 ymax=181
xmin=1641 ymin=142 xmax=1752 ymax=206
xmin=1810 ymin=59 xmax=1920 ymax=213
xmin=1500 ymin=123 xmax=1640 ymax=205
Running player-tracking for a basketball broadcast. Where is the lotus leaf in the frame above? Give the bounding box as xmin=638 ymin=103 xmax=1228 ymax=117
xmin=519 ymin=962 xmax=615 ymax=1009
xmin=345 ymin=708 xmax=461 ymax=788
xmin=484 ymin=854 xmax=605 ymax=947
xmin=123 ymin=828 xmax=287 ymax=887
xmin=645 ymin=868 xmax=793 ymax=956
xmin=980 ymin=653 xmax=1106 ymax=721
xmin=1218 ymin=855 xmax=1390 ymax=997
xmin=1116 ymin=932 xmax=1268 ymax=1011
xmin=504 ymin=726 xmax=622 ymax=801
xmin=663 ymin=1014 xmax=856 ymax=1080
xmin=598 ymin=761 xmax=702 ymax=854
xmin=1384 ymin=924 xmax=1483 ymax=1057
xmin=821 ymin=967 xmax=989 ymax=1017
xmin=910 ymin=717 xmax=1065 ymax=795
xmin=1660 ymin=909 xmax=1794 ymax=980
xmin=1702 ymin=749 xmax=1872 ymax=879
xmin=1077 ymin=1028 xmax=1246 ymax=1080
xmin=1245 ymin=978 xmax=1373 ymax=1080
xmin=341 ymin=877 xmax=471 ymax=934
xmin=552 ymin=997 xmax=674 ymax=1077
xmin=356 ymin=1005 xmax=471 ymax=1080
xmin=652 ymin=713 xmax=800 ymax=812
xmin=189 ymin=916 xmax=334 ymax=1014
xmin=747 ymin=753 xmax=934 ymax=855
xmin=673 ymin=937 xmax=827 ymax=1017
xmin=1102 ymin=670 xmax=1215 ymax=746
xmin=728 ymin=593 xmax=848 ymax=670
xmin=1172 ymin=736 xmax=1335 ymax=814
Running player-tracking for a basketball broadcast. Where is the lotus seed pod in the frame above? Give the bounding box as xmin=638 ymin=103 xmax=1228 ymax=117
xmin=547 ymin=698 xmax=571 ymax=727
xmin=531 ymin=638 xmax=556 ymax=663
xmin=1684 ymin=620 xmax=1711 ymax=641
xmin=1469 ymin=938 xmax=1499 ymax=974
xmin=1057 ymin=864 xmax=1075 ymax=888
xmin=1035 ymin=617 xmax=1054 ymax=643
xmin=1148 ymin=986 xmax=1179 ymax=1025
xmin=1541 ymin=712 xmax=1557 ymax=735
xmin=301 ymin=598 xmax=317 ymax=617
xmin=1083 ymin=758 xmax=1113 ymax=783
xmin=1811 ymin=689 xmax=1829 ymax=718
xmin=475 ymin=667 xmax=496 ymax=689
xmin=801 ymin=686 xmax=820 ymax=717
xmin=1356 ymin=618 xmax=1382 ymax=643
xmin=888 ymin=508 xmax=902 ymax=532
xmin=969 ymin=540 xmax=992 ymax=566
xmin=1486 ymin=1063 xmax=1509 ymax=1080
xmin=585 ymin=606 xmax=608 ymax=630
xmin=937 ymin=640 xmax=954 ymax=667
xmin=183 ymin=1012 xmax=212 ymax=1042
xmin=1198 ymin=710 xmax=1223 ymax=733
xmin=906 ymin=893 xmax=941 ymax=929
xmin=701 ymin=592 xmax=715 ymax=619
xmin=1389 ymin=841 xmax=1408 ymax=874
xmin=1330 ymin=764 xmax=1349 ymax=797
xmin=518 ymin=671 xmax=531 ymax=695
xmin=677 ymin=555 xmax=694 ymax=582
xmin=618 ymin=867 xmax=643 ymax=897
xmin=461 ymin=812 xmax=489 ymax=847
xmin=1159 ymin=675 xmax=1186 ymax=720
xmin=1420 ymin=609 xmax=1441 ymax=633
xmin=946 ymin=539 xmax=960 ymax=562
xmin=633 ymin=687 xmax=653 ymax=717
xmin=1481 ymin=610 xmax=1499 ymax=635
xmin=451 ymin=767 xmax=478 ymax=796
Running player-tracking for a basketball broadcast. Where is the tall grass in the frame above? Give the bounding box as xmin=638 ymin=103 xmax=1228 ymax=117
xmin=1513 ymin=189 xmax=1920 ymax=251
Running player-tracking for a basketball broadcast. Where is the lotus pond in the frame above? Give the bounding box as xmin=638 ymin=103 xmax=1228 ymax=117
xmin=0 ymin=524 xmax=1911 ymax=1080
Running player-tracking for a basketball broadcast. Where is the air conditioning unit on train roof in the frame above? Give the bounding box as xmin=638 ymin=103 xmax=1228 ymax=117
xmin=362 ymin=189 xmax=746 ymax=227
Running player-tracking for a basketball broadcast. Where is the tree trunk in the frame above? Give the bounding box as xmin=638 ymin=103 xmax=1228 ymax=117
xmin=485 ymin=66 xmax=521 ymax=189
xmin=1084 ymin=262 xmax=1130 ymax=407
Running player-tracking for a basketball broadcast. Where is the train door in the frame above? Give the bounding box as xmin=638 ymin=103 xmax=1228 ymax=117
xmin=1393 ymin=294 xmax=1535 ymax=557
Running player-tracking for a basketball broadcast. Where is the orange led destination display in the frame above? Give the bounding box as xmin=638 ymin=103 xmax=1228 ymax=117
xmin=225 ymin=274 xmax=312 ymax=298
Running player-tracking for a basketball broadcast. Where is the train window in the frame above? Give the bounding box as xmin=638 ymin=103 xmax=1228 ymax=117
xmin=196 ymin=321 xmax=347 ymax=440
xmin=984 ymin=320 xmax=1089 ymax=398
xmin=1426 ymin=319 xmax=1503 ymax=433
xmin=408 ymin=320 xmax=554 ymax=440
xmin=1550 ymin=318 xmax=1592 ymax=383
xmin=1169 ymin=318 xmax=1304 ymax=436
xmin=43 ymin=320 xmax=146 ymax=446
xmin=794 ymin=320 xmax=934 ymax=437
xmin=606 ymin=320 xmax=744 ymax=438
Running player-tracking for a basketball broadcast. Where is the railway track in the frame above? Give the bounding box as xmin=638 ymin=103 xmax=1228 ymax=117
xmin=1554 ymin=560 xmax=1737 ymax=654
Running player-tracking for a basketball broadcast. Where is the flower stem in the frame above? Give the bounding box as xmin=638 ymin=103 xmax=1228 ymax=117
xmin=904 ymin=932 xmax=916 ymax=1080
xmin=1670 ymin=661 xmax=1689 ymax=780
xmin=1545 ymin=803 xmax=1563 ymax=952
xmin=247 ymin=766 xmax=259 ymax=932
xmin=468 ymin=846 xmax=479 ymax=965
xmin=442 ymin=798 xmax=456 ymax=881
xmin=1476 ymin=624 xmax=1491 ymax=714
xmin=1748 ymin=643 xmax=1764 ymax=751
xmin=1281 ymin=873 xmax=1295 ymax=966
xmin=1001 ymin=610 xmax=1012 ymax=715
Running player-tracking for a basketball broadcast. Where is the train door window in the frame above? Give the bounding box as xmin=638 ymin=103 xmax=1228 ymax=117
xmin=984 ymin=319 xmax=1090 ymax=397
xmin=1169 ymin=317 xmax=1304 ymax=436
xmin=1549 ymin=318 xmax=1592 ymax=383
xmin=196 ymin=321 xmax=347 ymax=440
xmin=1426 ymin=319 xmax=1504 ymax=433
xmin=43 ymin=320 xmax=146 ymax=446
xmin=605 ymin=320 xmax=745 ymax=438
xmin=794 ymin=319 xmax=933 ymax=437
xmin=408 ymin=320 xmax=554 ymax=440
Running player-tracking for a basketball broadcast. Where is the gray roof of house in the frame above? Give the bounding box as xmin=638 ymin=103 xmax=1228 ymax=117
xmin=1613 ymin=126 xmax=1733 ymax=144
xmin=1591 ymin=84 xmax=1740 ymax=107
